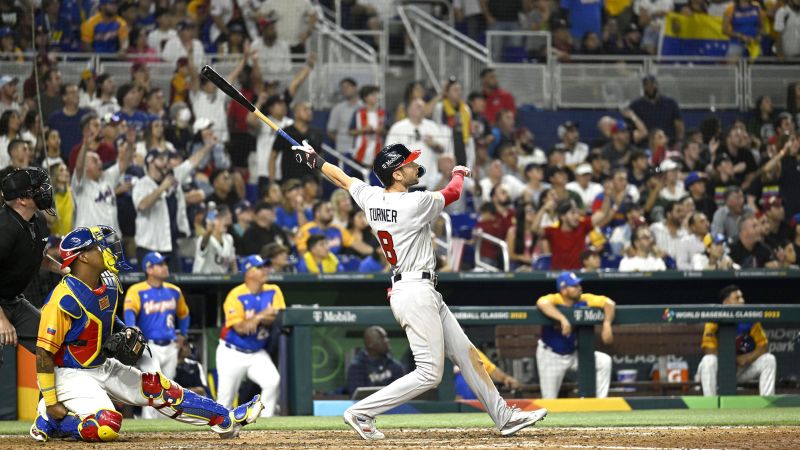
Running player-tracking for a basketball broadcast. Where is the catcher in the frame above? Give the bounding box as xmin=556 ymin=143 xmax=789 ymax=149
xmin=30 ymin=225 xmax=263 ymax=443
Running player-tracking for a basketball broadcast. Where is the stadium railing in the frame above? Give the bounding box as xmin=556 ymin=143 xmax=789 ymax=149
xmin=280 ymin=303 xmax=800 ymax=415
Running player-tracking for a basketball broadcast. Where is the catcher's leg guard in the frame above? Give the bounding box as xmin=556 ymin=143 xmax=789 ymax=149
xmin=141 ymin=371 xmax=258 ymax=435
xmin=75 ymin=410 xmax=123 ymax=442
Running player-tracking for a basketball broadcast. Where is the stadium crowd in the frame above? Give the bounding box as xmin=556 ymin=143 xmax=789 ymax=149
xmin=0 ymin=0 xmax=798 ymax=275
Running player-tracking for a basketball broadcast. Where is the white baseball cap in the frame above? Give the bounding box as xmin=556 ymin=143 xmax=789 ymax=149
xmin=659 ymin=159 xmax=679 ymax=172
xmin=575 ymin=163 xmax=592 ymax=176
xmin=192 ymin=117 xmax=214 ymax=134
xmin=0 ymin=75 xmax=18 ymax=88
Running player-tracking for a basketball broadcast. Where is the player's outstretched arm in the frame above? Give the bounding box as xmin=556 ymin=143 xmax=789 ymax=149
xmin=292 ymin=140 xmax=359 ymax=190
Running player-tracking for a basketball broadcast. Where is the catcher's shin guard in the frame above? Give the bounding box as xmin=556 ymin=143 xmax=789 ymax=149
xmin=140 ymin=371 xmax=239 ymax=433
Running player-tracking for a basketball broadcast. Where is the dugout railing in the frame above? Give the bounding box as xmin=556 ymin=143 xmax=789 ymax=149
xmin=280 ymin=304 xmax=800 ymax=415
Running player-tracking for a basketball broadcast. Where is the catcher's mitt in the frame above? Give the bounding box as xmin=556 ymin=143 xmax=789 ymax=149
xmin=103 ymin=327 xmax=150 ymax=366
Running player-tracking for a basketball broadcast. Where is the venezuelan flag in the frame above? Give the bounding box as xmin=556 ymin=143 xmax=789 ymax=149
xmin=660 ymin=12 xmax=730 ymax=57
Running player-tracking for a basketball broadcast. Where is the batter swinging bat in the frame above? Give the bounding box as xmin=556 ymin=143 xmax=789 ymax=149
xmin=200 ymin=65 xmax=300 ymax=147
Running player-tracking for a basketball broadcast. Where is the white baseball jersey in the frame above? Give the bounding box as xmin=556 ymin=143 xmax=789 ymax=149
xmin=71 ymin=164 xmax=122 ymax=232
xmin=348 ymin=179 xmax=444 ymax=274
xmin=252 ymin=115 xmax=293 ymax=180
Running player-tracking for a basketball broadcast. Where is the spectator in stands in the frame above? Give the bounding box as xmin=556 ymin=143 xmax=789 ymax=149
xmin=646 ymin=128 xmax=672 ymax=167
xmin=684 ymin=171 xmax=715 ymax=220
xmin=777 ymin=239 xmax=798 ymax=269
xmin=72 ymin=114 xmax=131 ymax=231
xmin=250 ymin=92 xmax=293 ymax=188
xmin=131 ymin=61 xmax=152 ymax=94
xmin=534 ymin=195 xmax=614 ymax=270
xmin=792 ymin=214 xmax=800 ymax=260
xmin=330 ymin=189 xmax=353 ymax=229
xmin=506 ymin=201 xmax=537 ymax=270
xmin=657 ymin=159 xmax=686 ymax=202
xmin=296 ymin=200 xmax=371 ymax=256
xmin=627 ymin=150 xmax=650 ymax=191
xmin=761 ymin=196 xmax=791 ymax=251
xmin=47 ymin=83 xmax=89 ymax=162
xmin=193 ymin=204 xmax=237 ymax=274
xmin=262 ymin=242 xmax=292 ymax=274
xmin=358 ymin=246 xmax=391 ymax=273
xmin=649 ymin=200 xmax=687 ymax=262
xmin=775 ymin=0 xmax=800 ymax=59
xmin=327 ymin=78 xmax=360 ymax=155
xmin=394 ymin=81 xmax=435 ymax=122
xmin=190 ymin=58 xmax=246 ymax=144
xmin=272 ymin=102 xmax=324 ymax=183
xmin=128 ymin=27 xmax=159 ymax=64
xmin=480 ymin=68 xmax=516 ymax=125
xmin=165 ymin=102 xmax=193 ymax=157
xmin=39 ymin=129 xmax=63 ymax=170
xmin=148 ymin=8 xmax=176 ymax=51
xmin=143 ymin=88 xmax=166 ymax=122
xmin=521 ymin=163 xmax=550 ymax=207
xmin=133 ymin=147 xmax=198 ymax=270
xmin=434 ymin=154 xmax=478 ymax=215
xmin=468 ymin=92 xmax=494 ymax=154
xmin=0 ymin=75 xmax=19 ymax=117
xmin=208 ymin=169 xmax=241 ymax=212
xmin=170 ymin=57 xmax=193 ymax=105
xmin=580 ymin=248 xmax=601 ymax=272
xmin=480 ymin=0 xmax=522 ymax=59
xmin=251 ymin=15 xmax=291 ymax=75
xmin=497 ymin=145 xmax=523 ymax=182
xmin=274 ymin=179 xmax=311 ymax=232
xmin=587 ymin=151 xmax=610 ymax=184
xmin=388 ymin=98 xmax=449 ymax=190
xmin=454 ymin=0 xmax=485 ymax=41
xmin=346 ymin=326 xmax=405 ymax=396
xmin=676 ymin=212 xmax=710 ymax=270
xmin=207 ymin=0 xmax=234 ymax=46
xmin=680 ymin=140 xmax=709 ymax=175
xmin=634 ymin=0 xmax=672 ymax=54
xmin=601 ymin=120 xmax=637 ymax=167
xmin=116 ymin=83 xmax=150 ymax=132
xmin=189 ymin=118 xmax=232 ymax=177
xmin=748 ymin=96 xmax=777 ymax=142
xmin=592 ymin=168 xmax=639 ymax=229
xmin=629 ymin=76 xmax=684 ymax=143
xmin=536 ymin=272 xmax=614 ymax=398
xmin=349 ymin=85 xmax=386 ymax=167
xmin=48 ymin=162 xmax=73 ymax=237
xmin=239 ymin=202 xmax=290 ymax=256
xmin=0 ymin=110 xmax=21 ymax=166
xmin=231 ymin=199 xmax=253 ymax=247
xmin=260 ymin=0 xmax=317 ymax=53
xmin=619 ymin=226 xmax=667 ymax=271
xmin=347 ymin=207 xmax=381 ymax=258
xmin=37 ymin=68 xmax=63 ymax=121
xmin=551 ymin=18 xmax=574 ymax=62
xmin=712 ymin=186 xmax=754 ymax=240
xmin=549 ymin=165 xmax=585 ymax=210
xmin=174 ymin=340 xmax=208 ymax=396
xmin=432 ymin=78 xmax=472 ymax=167
xmin=722 ymin=0 xmax=767 ymax=61
xmin=0 ymin=26 xmax=21 ymax=60
xmin=296 ymin=234 xmax=343 ymax=273
xmin=560 ymin=0 xmax=603 ymax=46
xmin=556 ymin=121 xmax=590 ymax=168
xmin=567 ymin=163 xmax=603 ymax=212
xmin=709 ymin=152 xmax=738 ymax=207
xmin=5 ymin=139 xmax=30 ymax=170
xmin=163 ymin=19 xmax=205 ymax=69
xmin=761 ymin=134 xmax=800 ymax=218
xmin=89 ymin=74 xmax=120 ymax=118
xmin=608 ymin=199 xmax=646 ymax=256
xmin=486 ymin=109 xmax=516 ymax=159
xmin=697 ymin=285 xmax=776 ymax=396
xmin=730 ymin=214 xmax=778 ymax=268
xmin=475 ymin=199 xmax=512 ymax=269
xmin=721 ymin=127 xmax=758 ymax=189
xmin=693 ymin=232 xmax=736 ymax=270
xmin=81 ymin=0 xmax=129 ymax=54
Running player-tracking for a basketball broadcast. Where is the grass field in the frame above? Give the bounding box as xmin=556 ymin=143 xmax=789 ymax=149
xmin=2 ymin=407 xmax=800 ymax=435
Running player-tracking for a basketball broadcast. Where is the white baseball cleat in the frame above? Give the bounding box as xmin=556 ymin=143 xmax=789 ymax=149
xmin=500 ymin=407 xmax=548 ymax=436
xmin=343 ymin=410 xmax=385 ymax=440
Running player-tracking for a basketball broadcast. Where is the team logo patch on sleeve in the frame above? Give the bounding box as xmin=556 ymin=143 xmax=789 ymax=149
xmin=46 ymin=327 xmax=56 ymax=335
xmin=99 ymin=296 xmax=110 ymax=310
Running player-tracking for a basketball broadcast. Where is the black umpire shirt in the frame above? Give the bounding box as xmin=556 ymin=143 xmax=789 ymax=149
xmin=0 ymin=204 xmax=48 ymax=302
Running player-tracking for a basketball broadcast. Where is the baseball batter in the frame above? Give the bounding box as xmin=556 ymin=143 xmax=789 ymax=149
xmin=535 ymin=272 xmax=615 ymax=399
xmin=292 ymin=141 xmax=547 ymax=440
xmin=31 ymin=225 xmax=263 ymax=443
xmin=124 ymin=251 xmax=190 ymax=419
xmin=217 ymin=254 xmax=285 ymax=417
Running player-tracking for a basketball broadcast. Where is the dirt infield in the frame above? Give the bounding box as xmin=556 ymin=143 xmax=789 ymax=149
xmin=4 ymin=426 xmax=800 ymax=449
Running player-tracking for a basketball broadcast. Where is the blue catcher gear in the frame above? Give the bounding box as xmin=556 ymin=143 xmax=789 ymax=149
xmin=60 ymin=225 xmax=132 ymax=274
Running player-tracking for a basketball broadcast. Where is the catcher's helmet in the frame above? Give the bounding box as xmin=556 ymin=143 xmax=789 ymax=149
xmin=372 ymin=143 xmax=425 ymax=187
xmin=60 ymin=225 xmax=131 ymax=273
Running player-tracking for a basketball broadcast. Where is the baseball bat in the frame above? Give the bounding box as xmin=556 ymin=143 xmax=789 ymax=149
xmin=200 ymin=65 xmax=300 ymax=147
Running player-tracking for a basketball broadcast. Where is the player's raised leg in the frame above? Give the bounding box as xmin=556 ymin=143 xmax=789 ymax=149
xmin=345 ymin=282 xmax=446 ymax=439
xmin=438 ymin=294 xmax=546 ymax=435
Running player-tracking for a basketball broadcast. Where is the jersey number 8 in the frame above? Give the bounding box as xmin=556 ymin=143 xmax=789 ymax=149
xmin=377 ymin=230 xmax=397 ymax=265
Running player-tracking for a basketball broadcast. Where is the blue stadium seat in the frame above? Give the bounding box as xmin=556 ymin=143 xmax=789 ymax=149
xmin=601 ymin=253 xmax=621 ymax=270
xmin=450 ymin=213 xmax=478 ymax=239
xmin=338 ymin=254 xmax=363 ymax=272
xmin=663 ymin=256 xmax=676 ymax=270
xmin=532 ymin=254 xmax=551 ymax=271
xmin=502 ymin=46 xmax=528 ymax=63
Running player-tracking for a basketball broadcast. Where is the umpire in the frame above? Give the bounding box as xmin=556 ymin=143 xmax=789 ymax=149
xmin=0 ymin=167 xmax=64 ymax=367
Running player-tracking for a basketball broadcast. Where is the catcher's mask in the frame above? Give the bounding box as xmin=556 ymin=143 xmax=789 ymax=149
xmin=60 ymin=225 xmax=132 ymax=274
xmin=1 ymin=167 xmax=55 ymax=215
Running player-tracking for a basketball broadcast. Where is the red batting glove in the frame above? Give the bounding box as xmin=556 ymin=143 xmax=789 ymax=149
xmin=452 ymin=165 xmax=471 ymax=178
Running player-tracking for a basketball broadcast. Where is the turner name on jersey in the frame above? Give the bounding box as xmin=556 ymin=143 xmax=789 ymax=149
xmin=369 ymin=208 xmax=398 ymax=223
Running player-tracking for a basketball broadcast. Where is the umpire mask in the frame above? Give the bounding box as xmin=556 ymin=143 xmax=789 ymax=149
xmin=1 ymin=167 xmax=55 ymax=215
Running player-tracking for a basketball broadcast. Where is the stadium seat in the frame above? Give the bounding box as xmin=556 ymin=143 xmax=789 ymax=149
xmin=449 ymin=213 xmax=478 ymax=239
xmin=532 ymin=254 xmax=551 ymax=271
xmin=338 ymin=254 xmax=363 ymax=272
xmin=601 ymin=253 xmax=621 ymax=270
xmin=502 ymin=46 xmax=528 ymax=63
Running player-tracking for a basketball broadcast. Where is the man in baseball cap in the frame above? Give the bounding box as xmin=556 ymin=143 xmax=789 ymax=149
xmin=0 ymin=74 xmax=20 ymax=115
